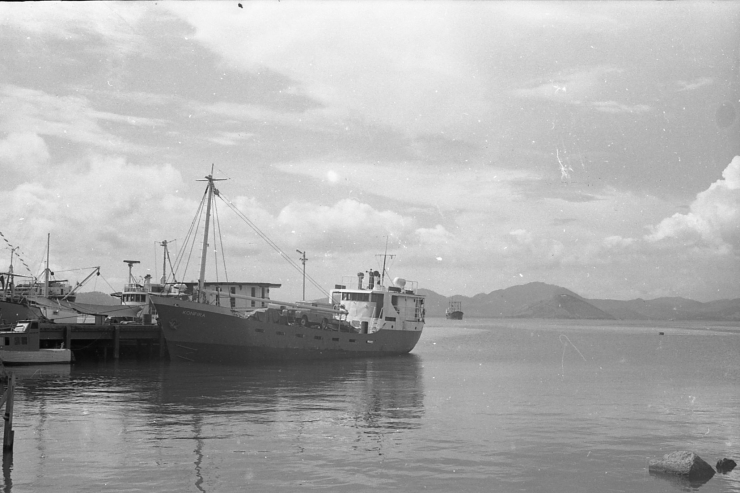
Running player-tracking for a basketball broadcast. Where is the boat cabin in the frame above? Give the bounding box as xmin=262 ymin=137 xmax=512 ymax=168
xmin=183 ymin=281 xmax=282 ymax=310
xmin=330 ymin=271 xmax=425 ymax=334
xmin=0 ymin=320 xmax=40 ymax=351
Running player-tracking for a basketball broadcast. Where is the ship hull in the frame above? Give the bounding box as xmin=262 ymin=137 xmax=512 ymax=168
xmin=152 ymin=296 xmax=423 ymax=364
xmin=445 ymin=311 xmax=464 ymax=320
xmin=0 ymin=348 xmax=73 ymax=365
xmin=0 ymin=299 xmax=43 ymax=324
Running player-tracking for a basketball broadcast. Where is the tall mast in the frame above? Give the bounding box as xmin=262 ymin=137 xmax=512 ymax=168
xmin=44 ymin=233 xmax=50 ymax=297
xmin=296 ymin=249 xmax=307 ymax=301
xmin=7 ymin=247 xmax=16 ymax=296
xmin=196 ymin=165 xmax=226 ymax=302
xmin=160 ymin=240 xmax=168 ymax=284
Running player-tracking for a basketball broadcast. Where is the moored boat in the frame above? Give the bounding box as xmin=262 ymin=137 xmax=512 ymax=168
xmin=151 ymin=169 xmax=426 ymax=364
xmin=0 ymin=320 xmax=73 ymax=365
xmin=111 ymin=251 xmax=188 ymax=324
xmin=445 ymin=300 xmax=464 ymax=320
xmin=3 ymin=234 xmax=139 ymax=323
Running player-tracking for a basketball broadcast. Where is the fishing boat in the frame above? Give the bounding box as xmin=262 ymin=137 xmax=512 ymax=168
xmin=151 ymin=169 xmax=426 ymax=364
xmin=2 ymin=234 xmax=140 ymax=324
xmin=445 ymin=300 xmax=464 ymax=320
xmin=110 ymin=245 xmax=189 ymax=324
xmin=0 ymin=320 xmax=73 ymax=365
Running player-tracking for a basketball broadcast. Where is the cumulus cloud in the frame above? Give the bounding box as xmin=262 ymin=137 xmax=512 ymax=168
xmin=276 ymin=198 xmax=416 ymax=252
xmin=0 ymin=132 xmax=50 ymax=184
xmin=645 ymin=156 xmax=740 ymax=252
xmin=1 ymin=157 xmax=189 ymax=281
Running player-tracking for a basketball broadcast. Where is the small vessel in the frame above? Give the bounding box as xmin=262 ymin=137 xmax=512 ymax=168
xmin=111 ymin=244 xmax=188 ymax=324
xmin=0 ymin=320 xmax=73 ymax=365
xmin=151 ymin=169 xmax=426 ymax=364
xmin=2 ymin=234 xmax=139 ymax=324
xmin=445 ymin=300 xmax=464 ymax=320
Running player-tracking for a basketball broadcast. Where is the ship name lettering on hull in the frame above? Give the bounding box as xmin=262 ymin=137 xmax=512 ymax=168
xmin=183 ymin=310 xmax=206 ymax=317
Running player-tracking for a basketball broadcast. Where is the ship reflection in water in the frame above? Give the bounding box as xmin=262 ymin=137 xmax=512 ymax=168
xmin=8 ymin=355 xmax=424 ymax=491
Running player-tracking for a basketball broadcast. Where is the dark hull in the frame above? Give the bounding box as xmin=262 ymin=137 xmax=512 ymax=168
xmin=0 ymin=299 xmax=42 ymax=324
xmin=152 ymin=297 xmax=423 ymax=365
xmin=445 ymin=311 xmax=464 ymax=320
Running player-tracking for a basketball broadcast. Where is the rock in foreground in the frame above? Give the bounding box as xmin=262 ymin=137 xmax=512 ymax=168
xmin=648 ymin=451 xmax=715 ymax=481
xmin=716 ymin=458 xmax=737 ymax=474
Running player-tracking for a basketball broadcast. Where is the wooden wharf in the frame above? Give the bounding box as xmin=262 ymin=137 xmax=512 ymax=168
xmin=38 ymin=322 xmax=166 ymax=360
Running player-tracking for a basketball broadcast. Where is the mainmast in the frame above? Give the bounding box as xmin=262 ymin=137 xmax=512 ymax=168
xmin=196 ymin=165 xmax=226 ymax=302
xmin=160 ymin=240 xmax=170 ymax=285
xmin=44 ymin=233 xmax=50 ymax=297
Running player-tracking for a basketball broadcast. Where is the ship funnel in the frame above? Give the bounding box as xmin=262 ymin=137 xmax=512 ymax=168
xmin=393 ymin=277 xmax=406 ymax=289
xmin=368 ymin=270 xmax=375 ymax=290
xmin=357 ymin=272 xmax=364 ymax=289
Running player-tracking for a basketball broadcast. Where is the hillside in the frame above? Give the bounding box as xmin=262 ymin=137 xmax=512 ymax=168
xmin=422 ymin=282 xmax=740 ymax=321
xmin=75 ymin=291 xmax=120 ymax=305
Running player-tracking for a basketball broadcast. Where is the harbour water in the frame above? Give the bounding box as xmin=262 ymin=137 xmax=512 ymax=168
xmin=3 ymin=318 xmax=739 ymax=492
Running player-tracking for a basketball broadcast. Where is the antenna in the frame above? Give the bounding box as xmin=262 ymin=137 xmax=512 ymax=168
xmin=376 ymin=236 xmax=395 ymax=285
xmin=296 ymin=250 xmax=307 ymax=301
xmin=123 ymin=260 xmax=140 ymax=284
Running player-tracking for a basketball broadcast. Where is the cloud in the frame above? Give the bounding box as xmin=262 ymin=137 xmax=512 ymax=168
xmin=511 ymin=66 xmax=622 ymax=104
xmin=645 ymin=156 xmax=740 ymax=252
xmin=0 ymin=85 xmax=163 ymax=154
xmin=590 ymin=101 xmax=651 ymax=114
xmin=1 ymin=156 xmax=189 ymax=280
xmin=274 ymin=160 xmax=536 ymax=212
xmin=674 ymin=77 xmax=713 ymax=92
xmin=0 ymin=132 xmax=50 ymax=183
xmin=276 ymin=198 xmax=415 ymax=253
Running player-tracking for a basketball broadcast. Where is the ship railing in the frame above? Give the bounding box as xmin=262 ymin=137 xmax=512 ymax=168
xmin=123 ymin=284 xmax=146 ymax=293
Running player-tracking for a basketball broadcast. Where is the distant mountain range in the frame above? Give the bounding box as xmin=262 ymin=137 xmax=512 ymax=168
xmin=421 ymin=282 xmax=740 ymax=321
xmin=77 ymin=283 xmax=740 ymax=321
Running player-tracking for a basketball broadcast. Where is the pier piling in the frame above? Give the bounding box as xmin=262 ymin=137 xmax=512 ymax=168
xmin=0 ymin=373 xmax=15 ymax=452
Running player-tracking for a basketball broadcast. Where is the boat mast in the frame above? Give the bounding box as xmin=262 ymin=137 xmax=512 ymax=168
xmin=44 ymin=233 xmax=50 ymax=297
xmin=379 ymin=236 xmax=394 ymax=286
xmin=7 ymin=247 xmax=16 ymax=296
xmin=296 ymin=250 xmax=307 ymax=301
xmin=196 ymin=165 xmax=225 ymax=302
xmin=160 ymin=240 xmax=169 ymax=284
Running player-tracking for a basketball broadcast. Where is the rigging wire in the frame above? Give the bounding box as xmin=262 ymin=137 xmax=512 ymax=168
xmin=213 ymin=194 xmax=229 ymax=283
xmin=211 ymin=196 xmax=220 ymax=283
xmin=166 ymin=179 xmax=330 ymax=299
xmin=216 ymin=191 xmax=329 ymax=298
xmin=172 ymin=186 xmax=208 ymax=282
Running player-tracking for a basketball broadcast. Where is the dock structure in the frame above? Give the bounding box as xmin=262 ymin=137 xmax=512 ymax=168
xmin=0 ymin=373 xmax=14 ymax=452
xmin=38 ymin=322 xmax=166 ymax=360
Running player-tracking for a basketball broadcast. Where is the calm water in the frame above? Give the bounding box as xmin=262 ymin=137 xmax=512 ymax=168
xmin=3 ymin=318 xmax=740 ymax=492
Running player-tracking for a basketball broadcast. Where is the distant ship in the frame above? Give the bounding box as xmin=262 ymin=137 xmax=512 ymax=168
xmin=151 ymin=169 xmax=426 ymax=364
xmin=445 ymin=300 xmax=464 ymax=320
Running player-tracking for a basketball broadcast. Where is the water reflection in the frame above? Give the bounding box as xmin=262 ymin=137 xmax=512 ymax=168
xmin=152 ymin=355 xmax=425 ymax=430
xmin=7 ymin=355 xmax=424 ymax=491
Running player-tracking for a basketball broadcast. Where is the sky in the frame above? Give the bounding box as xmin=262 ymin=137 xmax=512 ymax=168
xmin=0 ymin=2 xmax=739 ymax=303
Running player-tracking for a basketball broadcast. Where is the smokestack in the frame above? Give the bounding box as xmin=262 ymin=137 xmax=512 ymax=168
xmin=357 ymin=272 xmax=364 ymax=289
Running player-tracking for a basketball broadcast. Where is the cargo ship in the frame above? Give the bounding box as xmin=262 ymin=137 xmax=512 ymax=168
xmin=445 ymin=300 xmax=464 ymax=320
xmin=151 ymin=169 xmax=426 ymax=364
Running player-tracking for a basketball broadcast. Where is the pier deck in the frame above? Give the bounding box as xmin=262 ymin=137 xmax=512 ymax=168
xmin=38 ymin=322 xmax=166 ymax=359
